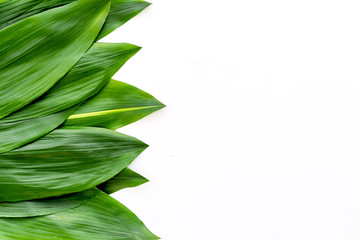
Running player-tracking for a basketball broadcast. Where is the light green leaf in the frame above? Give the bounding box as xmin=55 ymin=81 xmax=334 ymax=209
xmin=97 ymin=0 xmax=151 ymax=40
xmin=0 ymin=0 xmax=110 ymax=119
xmin=0 ymin=106 xmax=76 ymax=153
xmin=4 ymin=43 xmax=140 ymax=122
xmin=0 ymin=188 xmax=98 ymax=218
xmin=0 ymin=127 xmax=147 ymax=202
xmin=98 ymin=167 xmax=149 ymax=194
xmin=65 ymin=79 xmax=165 ymax=129
xmin=0 ymin=190 xmax=158 ymax=240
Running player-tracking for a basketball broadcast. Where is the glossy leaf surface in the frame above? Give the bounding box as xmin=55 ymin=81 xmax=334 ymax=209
xmin=4 ymin=43 xmax=140 ymax=122
xmin=0 ymin=0 xmax=110 ymax=119
xmin=98 ymin=167 xmax=149 ymax=194
xmin=66 ymin=79 xmax=165 ymax=129
xmin=0 ymin=190 xmax=158 ymax=240
xmin=0 ymin=127 xmax=147 ymax=202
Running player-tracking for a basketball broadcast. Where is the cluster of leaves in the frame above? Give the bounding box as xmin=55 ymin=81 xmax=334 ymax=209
xmin=0 ymin=0 xmax=163 ymax=239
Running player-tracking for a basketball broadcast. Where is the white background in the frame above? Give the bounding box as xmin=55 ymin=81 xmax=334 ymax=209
xmin=102 ymin=0 xmax=360 ymax=239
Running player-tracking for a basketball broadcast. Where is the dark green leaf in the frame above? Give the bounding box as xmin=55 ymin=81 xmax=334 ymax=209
xmin=0 ymin=106 xmax=76 ymax=153
xmin=0 ymin=190 xmax=158 ymax=239
xmin=0 ymin=0 xmax=76 ymax=30
xmin=0 ymin=188 xmax=98 ymax=218
xmin=65 ymin=79 xmax=165 ymax=129
xmin=0 ymin=127 xmax=147 ymax=202
xmin=0 ymin=0 xmax=110 ymax=119
xmin=98 ymin=167 xmax=149 ymax=194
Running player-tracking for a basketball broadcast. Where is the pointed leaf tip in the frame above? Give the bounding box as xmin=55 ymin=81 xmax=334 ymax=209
xmin=96 ymin=0 xmax=153 ymax=40
xmin=98 ymin=168 xmax=149 ymax=194
xmin=0 ymin=191 xmax=159 ymax=239
xmin=0 ymin=0 xmax=111 ymax=119
xmin=65 ymin=80 xmax=166 ymax=129
xmin=0 ymin=127 xmax=148 ymax=202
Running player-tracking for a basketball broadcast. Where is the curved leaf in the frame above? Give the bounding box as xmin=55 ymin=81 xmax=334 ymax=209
xmin=0 ymin=127 xmax=148 ymax=202
xmin=97 ymin=0 xmax=151 ymax=40
xmin=0 ymin=190 xmax=158 ymax=240
xmin=65 ymin=79 xmax=165 ymax=129
xmin=0 ymin=106 xmax=76 ymax=153
xmin=0 ymin=0 xmax=110 ymax=119
xmin=0 ymin=0 xmax=76 ymax=30
xmin=4 ymin=43 xmax=140 ymax=122
xmin=0 ymin=188 xmax=99 ymax=218
xmin=0 ymin=0 xmax=151 ymax=40
xmin=98 ymin=167 xmax=149 ymax=194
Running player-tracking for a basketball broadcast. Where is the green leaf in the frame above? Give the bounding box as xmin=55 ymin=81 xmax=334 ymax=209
xmin=0 ymin=106 xmax=76 ymax=153
xmin=65 ymin=79 xmax=165 ymax=129
xmin=0 ymin=0 xmax=76 ymax=30
xmin=97 ymin=0 xmax=151 ymax=40
xmin=0 ymin=190 xmax=158 ymax=240
xmin=0 ymin=0 xmax=151 ymax=40
xmin=4 ymin=43 xmax=140 ymax=122
xmin=0 ymin=43 xmax=140 ymax=153
xmin=0 ymin=188 xmax=98 ymax=218
xmin=98 ymin=167 xmax=149 ymax=194
xmin=0 ymin=127 xmax=147 ymax=202
xmin=0 ymin=0 xmax=110 ymax=119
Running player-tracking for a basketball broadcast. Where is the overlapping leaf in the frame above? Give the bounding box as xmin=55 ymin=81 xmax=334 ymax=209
xmin=0 ymin=0 xmax=76 ymax=30
xmin=66 ymin=79 xmax=165 ymax=129
xmin=98 ymin=167 xmax=149 ymax=194
xmin=0 ymin=41 xmax=140 ymax=153
xmin=97 ymin=0 xmax=151 ymax=40
xmin=0 ymin=190 xmax=158 ymax=240
xmin=4 ymin=43 xmax=140 ymax=122
xmin=0 ymin=0 xmax=151 ymax=39
xmin=0 ymin=106 xmax=76 ymax=153
xmin=0 ymin=188 xmax=98 ymax=218
xmin=0 ymin=127 xmax=147 ymax=202
xmin=0 ymin=0 xmax=110 ymax=119
xmin=0 ymin=0 xmax=161 ymax=238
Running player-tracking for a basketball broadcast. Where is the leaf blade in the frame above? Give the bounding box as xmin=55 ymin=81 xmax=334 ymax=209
xmin=0 ymin=127 xmax=147 ymax=202
xmin=0 ymin=106 xmax=76 ymax=153
xmin=65 ymin=79 xmax=165 ymax=129
xmin=4 ymin=43 xmax=141 ymax=122
xmin=97 ymin=0 xmax=151 ymax=40
xmin=98 ymin=167 xmax=149 ymax=194
xmin=0 ymin=188 xmax=99 ymax=218
xmin=0 ymin=0 xmax=151 ymax=41
xmin=0 ymin=190 xmax=158 ymax=240
xmin=0 ymin=0 xmax=110 ymax=119
xmin=0 ymin=0 xmax=76 ymax=30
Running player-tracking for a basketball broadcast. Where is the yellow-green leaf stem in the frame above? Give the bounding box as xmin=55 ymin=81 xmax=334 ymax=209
xmin=3 ymin=43 xmax=141 ymax=122
xmin=66 ymin=79 xmax=165 ymax=129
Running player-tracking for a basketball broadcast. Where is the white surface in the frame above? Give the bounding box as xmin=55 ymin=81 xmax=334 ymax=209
xmin=102 ymin=0 xmax=360 ymax=239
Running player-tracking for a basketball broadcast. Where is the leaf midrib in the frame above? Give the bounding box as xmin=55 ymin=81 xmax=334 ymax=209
xmin=68 ymin=105 xmax=164 ymax=119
